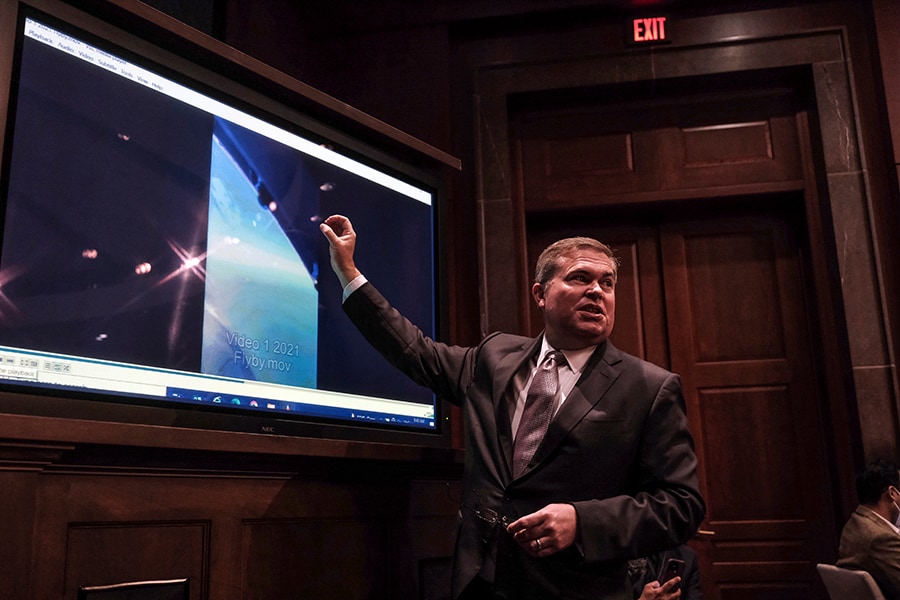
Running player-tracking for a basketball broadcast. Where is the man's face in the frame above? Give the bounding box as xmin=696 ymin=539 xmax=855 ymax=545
xmin=531 ymin=249 xmax=616 ymax=350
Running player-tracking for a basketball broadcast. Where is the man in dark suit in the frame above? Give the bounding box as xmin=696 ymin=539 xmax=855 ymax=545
xmin=320 ymin=215 xmax=705 ymax=600
xmin=837 ymin=459 xmax=900 ymax=599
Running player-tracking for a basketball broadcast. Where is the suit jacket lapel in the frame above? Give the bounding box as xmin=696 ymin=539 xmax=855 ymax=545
xmin=527 ymin=341 xmax=623 ymax=473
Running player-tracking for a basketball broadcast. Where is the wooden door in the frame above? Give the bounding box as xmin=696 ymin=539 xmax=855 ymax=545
xmin=661 ymin=209 xmax=836 ymax=600
xmin=513 ymin=74 xmax=842 ymax=598
xmin=526 ymin=202 xmax=836 ymax=599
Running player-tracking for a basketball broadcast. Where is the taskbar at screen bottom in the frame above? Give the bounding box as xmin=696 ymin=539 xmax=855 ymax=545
xmin=167 ymin=387 xmax=437 ymax=430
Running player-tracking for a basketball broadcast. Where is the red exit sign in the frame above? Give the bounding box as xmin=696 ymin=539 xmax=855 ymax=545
xmin=631 ymin=16 xmax=669 ymax=44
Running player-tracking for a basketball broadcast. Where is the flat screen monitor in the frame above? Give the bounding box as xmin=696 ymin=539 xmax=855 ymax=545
xmin=0 ymin=1 xmax=450 ymax=447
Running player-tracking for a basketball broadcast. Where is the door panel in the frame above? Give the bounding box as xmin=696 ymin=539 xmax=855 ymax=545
xmin=514 ymin=85 xmax=805 ymax=212
xmin=661 ymin=214 xmax=834 ymax=599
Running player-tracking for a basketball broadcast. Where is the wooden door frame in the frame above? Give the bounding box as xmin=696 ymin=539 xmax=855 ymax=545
xmin=469 ymin=17 xmax=892 ymax=525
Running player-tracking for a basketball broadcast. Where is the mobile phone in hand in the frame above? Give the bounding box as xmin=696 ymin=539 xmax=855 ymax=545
xmin=657 ymin=557 xmax=686 ymax=589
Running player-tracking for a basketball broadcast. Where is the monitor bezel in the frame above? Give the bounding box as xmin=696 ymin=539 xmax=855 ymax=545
xmin=0 ymin=0 xmax=457 ymax=453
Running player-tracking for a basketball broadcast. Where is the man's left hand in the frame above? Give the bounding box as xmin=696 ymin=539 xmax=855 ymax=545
xmin=507 ymin=503 xmax=577 ymax=556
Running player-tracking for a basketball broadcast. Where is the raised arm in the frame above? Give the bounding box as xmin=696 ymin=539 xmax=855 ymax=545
xmin=319 ymin=214 xmax=363 ymax=288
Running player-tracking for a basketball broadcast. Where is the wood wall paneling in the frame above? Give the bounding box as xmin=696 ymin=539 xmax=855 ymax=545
xmin=64 ymin=521 xmax=209 ymax=600
xmin=4 ymin=435 xmax=461 ymax=600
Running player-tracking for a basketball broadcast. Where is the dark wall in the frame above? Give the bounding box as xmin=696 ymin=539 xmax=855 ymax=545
xmin=144 ymin=0 xmax=222 ymax=36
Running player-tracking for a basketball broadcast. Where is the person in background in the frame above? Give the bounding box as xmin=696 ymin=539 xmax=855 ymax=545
xmin=320 ymin=214 xmax=705 ymax=600
xmin=629 ymin=544 xmax=702 ymax=600
xmin=837 ymin=458 xmax=900 ymax=600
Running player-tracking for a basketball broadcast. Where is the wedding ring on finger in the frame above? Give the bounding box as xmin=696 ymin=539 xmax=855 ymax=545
xmin=535 ymin=538 xmax=542 ymax=551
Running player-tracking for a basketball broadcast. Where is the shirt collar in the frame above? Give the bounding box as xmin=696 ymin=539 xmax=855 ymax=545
xmin=539 ymin=337 xmax=596 ymax=376
xmin=860 ymin=505 xmax=900 ymax=534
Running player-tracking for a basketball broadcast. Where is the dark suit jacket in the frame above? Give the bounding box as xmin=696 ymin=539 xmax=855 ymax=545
xmin=344 ymin=283 xmax=705 ymax=600
xmin=838 ymin=506 xmax=900 ymax=600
